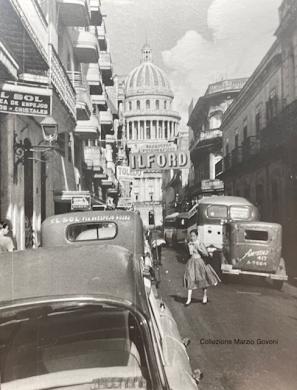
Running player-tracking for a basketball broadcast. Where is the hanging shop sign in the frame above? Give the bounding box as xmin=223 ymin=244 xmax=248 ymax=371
xmin=116 ymin=165 xmax=143 ymax=179
xmin=130 ymin=151 xmax=190 ymax=171
xmin=0 ymin=82 xmax=52 ymax=117
xmin=71 ymin=195 xmax=91 ymax=211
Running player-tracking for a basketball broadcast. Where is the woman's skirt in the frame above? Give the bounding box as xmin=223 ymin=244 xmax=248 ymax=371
xmin=183 ymin=255 xmax=221 ymax=289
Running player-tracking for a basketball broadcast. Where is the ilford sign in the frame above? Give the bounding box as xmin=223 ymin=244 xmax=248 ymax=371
xmin=0 ymin=83 xmax=52 ymax=117
xmin=130 ymin=151 xmax=190 ymax=170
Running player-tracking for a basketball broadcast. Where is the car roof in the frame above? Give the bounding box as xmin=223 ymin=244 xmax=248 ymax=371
xmin=199 ymin=196 xmax=253 ymax=206
xmin=42 ymin=210 xmax=140 ymax=225
xmin=0 ymin=245 xmax=148 ymax=314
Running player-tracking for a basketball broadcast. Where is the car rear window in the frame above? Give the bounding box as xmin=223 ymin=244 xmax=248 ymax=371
xmin=244 ymin=230 xmax=268 ymax=241
xmin=67 ymin=222 xmax=117 ymax=242
xmin=207 ymin=205 xmax=228 ymax=219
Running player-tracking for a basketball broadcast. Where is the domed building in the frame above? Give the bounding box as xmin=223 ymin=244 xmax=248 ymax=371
xmin=123 ymin=44 xmax=181 ymax=227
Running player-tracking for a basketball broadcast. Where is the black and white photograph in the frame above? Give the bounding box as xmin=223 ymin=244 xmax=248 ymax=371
xmin=0 ymin=0 xmax=296 ymax=389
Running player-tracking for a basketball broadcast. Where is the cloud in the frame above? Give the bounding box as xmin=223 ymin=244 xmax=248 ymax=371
xmin=162 ymin=0 xmax=282 ymax=124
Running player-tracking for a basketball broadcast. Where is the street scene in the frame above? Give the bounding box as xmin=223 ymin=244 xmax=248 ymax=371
xmin=0 ymin=0 xmax=297 ymax=389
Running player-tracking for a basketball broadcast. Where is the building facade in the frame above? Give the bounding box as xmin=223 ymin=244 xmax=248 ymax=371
xmin=123 ymin=45 xmax=180 ymax=227
xmin=0 ymin=0 xmax=119 ymax=249
xmin=188 ymin=78 xmax=247 ymax=202
xmin=220 ymin=0 xmax=297 ymax=278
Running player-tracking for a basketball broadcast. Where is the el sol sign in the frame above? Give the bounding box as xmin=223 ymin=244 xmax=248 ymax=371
xmin=130 ymin=151 xmax=190 ymax=170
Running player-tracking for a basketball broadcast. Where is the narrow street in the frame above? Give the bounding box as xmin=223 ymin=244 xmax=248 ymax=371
xmin=158 ymin=246 xmax=297 ymax=390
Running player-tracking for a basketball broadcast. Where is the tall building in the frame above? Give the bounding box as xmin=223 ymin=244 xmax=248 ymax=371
xmin=123 ymin=44 xmax=180 ymax=227
xmin=188 ymin=78 xmax=247 ymax=202
xmin=0 ymin=0 xmax=119 ymax=249
xmin=220 ymin=0 xmax=297 ymax=278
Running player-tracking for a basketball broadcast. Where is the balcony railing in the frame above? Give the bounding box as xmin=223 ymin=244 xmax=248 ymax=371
xmin=260 ymin=99 xmax=297 ymax=149
xmin=49 ymin=44 xmax=76 ymax=119
xmin=67 ymin=70 xmax=92 ymax=119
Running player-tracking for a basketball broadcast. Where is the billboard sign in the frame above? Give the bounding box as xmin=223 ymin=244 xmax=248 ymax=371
xmin=71 ymin=195 xmax=91 ymax=211
xmin=130 ymin=151 xmax=190 ymax=171
xmin=0 ymin=83 xmax=52 ymax=117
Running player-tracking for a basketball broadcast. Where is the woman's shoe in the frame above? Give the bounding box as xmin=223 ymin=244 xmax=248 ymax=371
xmin=202 ymin=296 xmax=208 ymax=304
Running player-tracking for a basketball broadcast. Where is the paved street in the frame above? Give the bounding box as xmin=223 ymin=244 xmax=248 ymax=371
xmin=158 ymin=246 xmax=297 ymax=390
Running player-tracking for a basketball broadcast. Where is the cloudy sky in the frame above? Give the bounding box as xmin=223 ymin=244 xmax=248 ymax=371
xmin=102 ymin=0 xmax=282 ymax=123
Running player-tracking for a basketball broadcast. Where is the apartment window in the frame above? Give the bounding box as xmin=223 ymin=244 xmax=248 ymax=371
xmin=156 ymin=100 xmax=159 ymax=109
xmin=146 ymin=100 xmax=150 ymax=109
xmin=68 ymin=135 xmax=72 ymax=163
xmin=266 ymin=88 xmax=278 ymax=122
xmin=235 ymin=134 xmax=239 ymax=148
xmin=137 ymin=100 xmax=140 ymax=110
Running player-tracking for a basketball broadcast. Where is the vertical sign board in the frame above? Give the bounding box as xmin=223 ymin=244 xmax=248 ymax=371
xmin=0 ymin=83 xmax=52 ymax=117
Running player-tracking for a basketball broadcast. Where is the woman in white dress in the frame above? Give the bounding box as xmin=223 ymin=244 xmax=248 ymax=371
xmin=184 ymin=229 xmax=220 ymax=306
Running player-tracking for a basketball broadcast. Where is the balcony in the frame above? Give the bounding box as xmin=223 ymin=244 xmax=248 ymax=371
xmin=67 ymin=70 xmax=92 ymax=120
xmin=56 ymin=0 xmax=90 ymax=26
xmin=84 ymin=145 xmax=105 ymax=171
xmin=231 ymin=147 xmax=243 ymax=165
xmin=99 ymin=52 xmax=113 ymax=86
xmin=0 ymin=0 xmax=48 ymax=73
xmin=90 ymin=0 xmax=103 ymax=26
xmin=97 ymin=24 xmax=107 ymax=51
xmin=91 ymin=92 xmax=107 ymax=108
xmin=75 ymin=114 xmax=100 ymax=139
xmin=242 ymin=136 xmax=260 ymax=161
xmin=260 ymin=99 xmax=297 ymax=150
xmin=50 ymin=45 xmax=76 ymax=120
xmin=71 ymin=28 xmax=99 ymax=63
xmin=190 ymin=128 xmax=222 ymax=153
xmin=99 ymin=109 xmax=113 ymax=133
xmin=0 ymin=41 xmax=19 ymax=80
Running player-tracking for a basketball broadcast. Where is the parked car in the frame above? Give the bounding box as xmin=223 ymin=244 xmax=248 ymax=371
xmin=41 ymin=210 xmax=145 ymax=260
xmin=0 ymin=245 xmax=201 ymax=389
xmin=221 ymin=221 xmax=288 ymax=289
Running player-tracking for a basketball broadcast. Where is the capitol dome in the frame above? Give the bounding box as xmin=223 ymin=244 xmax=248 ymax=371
xmin=125 ymin=45 xmax=173 ymax=98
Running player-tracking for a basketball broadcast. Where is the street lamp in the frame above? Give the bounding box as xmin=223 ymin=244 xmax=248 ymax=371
xmin=40 ymin=115 xmax=58 ymax=144
xmin=14 ymin=115 xmax=59 ymax=167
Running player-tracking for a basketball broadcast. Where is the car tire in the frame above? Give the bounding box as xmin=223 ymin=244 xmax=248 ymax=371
xmin=272 ymin=280 xmax=284 ymax=290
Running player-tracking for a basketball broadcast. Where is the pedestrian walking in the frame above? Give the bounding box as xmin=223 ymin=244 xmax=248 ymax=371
xmin=0 ymin=222 xmax=14 ymax=253
xmin=184 ymin=229 xmax=220 ymax=306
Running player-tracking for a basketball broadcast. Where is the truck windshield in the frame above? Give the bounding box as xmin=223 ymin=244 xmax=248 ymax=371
xmin=207 ymin=205 xmax=228 ymax=219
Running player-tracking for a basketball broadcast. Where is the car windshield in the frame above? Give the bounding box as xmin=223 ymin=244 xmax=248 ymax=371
xmin=0 ymin=303 xmax=151 ymax=389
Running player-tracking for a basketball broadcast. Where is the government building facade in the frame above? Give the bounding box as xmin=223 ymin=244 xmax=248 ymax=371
xmin=123 ymin=45 xmax=180 ymax=227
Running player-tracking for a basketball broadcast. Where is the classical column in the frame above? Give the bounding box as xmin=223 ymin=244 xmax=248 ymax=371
xmin=150 ymin=120 xmax=154 ymax=139
xmin=126 ymin=121 xmax=129 ymax=140
xmin=162 ymin=120 xmax=165 ymax=139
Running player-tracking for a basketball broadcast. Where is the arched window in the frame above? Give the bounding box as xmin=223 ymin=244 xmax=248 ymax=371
xmin=129 ymin=101 xmax=132 ymax=111
xmin=146 ymin=100 xmax=150 ymax=109
xmin=137 ymin=100 xmax=140 ymax=110
xmin=156 ymin=100 xmax=159 ymax=110
xmin=164 ymin=100 xmax=167 ymax=109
